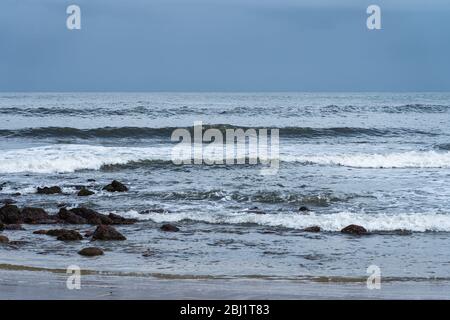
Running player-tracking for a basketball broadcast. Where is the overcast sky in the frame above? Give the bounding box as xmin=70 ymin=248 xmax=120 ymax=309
xmin=1 ymin=0 xmax=449 ymax=91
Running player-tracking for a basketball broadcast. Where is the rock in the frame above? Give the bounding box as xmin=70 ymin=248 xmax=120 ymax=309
xmin=0 ymin=223 xmax=3 ymax=231
xmin=108 ymin=213 xmax=137 ymax=225
xmin=21 ymin=207 xmax=50 ymax=224
xmin=341 ymin=224 xmax=368 ymax=235
xmin=37 ymin=186 xmax=62 ymax=195
xmin=77 ymin=188 xmax=95 ymax=197
xmin=4 ymin=224 xmax=24 ymax=230
xmin=57 ymin=207 xmax=135 ymax=225
xmin=56 ymin=230 xmax=83 ymax=241
xmin=299 ymin=206 xmax=310 ymax=212
xmin=160 ymin=224 xmax=180 ymax=232
xmin=78 ymin=247 xmax=104 ymax=256
xmin=0 ymin=235 xmax=9 ymax=243
xmin=303 ymin=226 xmax=321 ymax=233
xmin=92 ymin=225 xmax=126 ymax=240
xmin=58 ymin=208 xmax=88 ymax=224
xmin=0 ymin=205 xmax=21 ymax=224
xmin=69 ymin=207 xmax=113 ymax=225
xmin=103 ymin=180 xmax=128 ymax=192
xmin=37 ymin=229 xmax=82 ymax=240
xmin=87 ymin=179 xmax=96 ymax=182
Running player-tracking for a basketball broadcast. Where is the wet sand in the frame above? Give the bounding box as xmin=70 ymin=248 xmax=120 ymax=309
xmin=1 ymin=269 xmax=450 ymax=300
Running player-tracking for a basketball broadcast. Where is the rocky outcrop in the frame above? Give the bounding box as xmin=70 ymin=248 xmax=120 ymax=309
xmin=103 ymin=180 xmax=128 ymax=192
xmin=92 ymin=225 xmax=126 ymax=240
xmin=77 ymin=188 xmax=95 ymax=197
xmin=341 ymin=224 xmax=368 ymax=235
xmin=37 ymin=186 xmax=62 ymax=195
xmin=69 ymin=207 xmax=113 ymax=225
xmin=56 ymin=230 xmax=83 ymax=241
xmin=0 ymin=205 xmax=21 ymax=224
xmin=58 ymin=208 xmax=88 ymax=224
xmin=57 ymin=207 xmax=136 ymax=225
xmin=108 ymin=213 xmax=137 ymax=225
xmin=160 ymin=224 xmax=180 ymax=232
xmin=303 ymin=226 xmax=321 ymax=232
xmin=0 ymin=235 xmax=9 ymax=243
xmin=21 ymin=207 xmax=50 ymax=224
xmin=78 ymin=247 xmax=104 ymax=256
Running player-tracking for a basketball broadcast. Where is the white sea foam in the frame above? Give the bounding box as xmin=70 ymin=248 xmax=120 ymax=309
xmin=290 ymin=151 xmax=450 ymax=168
xmin=0 ymin=144 xmax=172 ymax=174
xmin=1 ymin=145 xmax=450 ymax=173
xmin=119 ymin=210 xmax=450 ymax=232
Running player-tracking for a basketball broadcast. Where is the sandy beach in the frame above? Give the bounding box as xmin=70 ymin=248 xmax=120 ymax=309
xmin=1 ymin=268 xmax=450 ymax=300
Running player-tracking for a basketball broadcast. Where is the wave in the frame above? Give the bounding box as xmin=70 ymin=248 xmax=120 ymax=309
xmin=0 ymin=125 xmax=435 ymax=139
xmin=0 ymin=144 xmax=170 ymax=174
xmin=1 ymin=103 xmax=448 ymax=117
xmin=1 ymin=145 xmax=450 ymax=173
xmin=139 ymin=190 xmax=346 ymax=205
xmin=291 ymin=151 xmax=450 ymax=168
xmin=118 ymin=210 xmax=450 ymax=232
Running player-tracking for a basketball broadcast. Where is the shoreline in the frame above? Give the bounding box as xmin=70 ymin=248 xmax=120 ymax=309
xmin=1 ymin=269 xmax=450 ymax=299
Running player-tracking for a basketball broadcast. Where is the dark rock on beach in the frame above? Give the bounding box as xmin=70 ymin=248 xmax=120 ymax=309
xmin=21 ymin=207 xmax=50 ymax=224
xmin=92 ymin=225 xmax=126 ymax=240
xmin=160 ymin=224 xmax=180 ymax=232
xmin=0 ymin=235 xmax=9 ymax=243
xmin=341 ymin=224 xmax=368 ymax=235
xmin=69 ymin=207 xmax=113 ymax=225
xmin=77 ymin=188 xmax=95 ymax=197
xmin=0 ymin=205 xmax=21 ymax=224
xmin=35 ymin=229 xmax=82 ymax=241
xmin=78 ymin=247 xmax=104 ymax=256
xmin=103 ymin=180 xmax=128 ymax=192
xmin=56 ymin=230 xmax=83 ymax=241
xmin=58 ymin=208 xmax=88 ymax=224
xmin=303 ymin=226 xmax=321 ymax=233
xmin=37 ymin=186 xmax=62 ymax=195
xmin=108 ymin=213 xmax=137 ymax=225
xmin=57 ymin=207 xmax=136 ymax=225
xmin=299 ymin=206 xmax=310 ymax=212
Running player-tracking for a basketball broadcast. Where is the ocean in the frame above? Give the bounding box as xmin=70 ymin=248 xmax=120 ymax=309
xmin=1 ymin=92 xmax=450 ymax=283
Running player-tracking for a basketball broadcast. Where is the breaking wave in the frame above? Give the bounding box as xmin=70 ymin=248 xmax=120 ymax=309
xmin=0 ymin=125 xmax=435 ymax=139
xmin=118 ymin=210 xmax=450 ymax=233
xmin=1 ymin=145 xmax=450 ymax=173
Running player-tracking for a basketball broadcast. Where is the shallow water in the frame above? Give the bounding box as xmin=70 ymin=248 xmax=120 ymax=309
xmin=1 ymin=92 xmax=450 ymax=282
